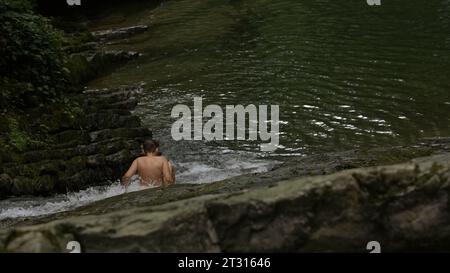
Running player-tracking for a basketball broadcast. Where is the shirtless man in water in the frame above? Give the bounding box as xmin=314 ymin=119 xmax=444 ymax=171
xmin=122 ymin=139 xmax=175 ymax=189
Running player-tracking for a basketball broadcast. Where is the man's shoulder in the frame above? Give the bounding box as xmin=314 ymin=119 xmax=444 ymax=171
xmin=135 ymin=156 xmax=147 ymax=162
xmin=136 ymin=156 xmax=167 ymax=162
xmin=159 ymin=155 xmax=168 ymax=161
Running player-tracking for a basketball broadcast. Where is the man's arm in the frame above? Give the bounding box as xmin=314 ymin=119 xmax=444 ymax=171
xmin=162 ymin=159 xmax=174 ymax=186
xmin=122 ymin=159 xmax=138 ymax=188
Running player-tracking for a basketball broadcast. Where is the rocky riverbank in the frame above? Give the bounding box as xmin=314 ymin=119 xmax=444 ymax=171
xmin=0 ymin=84 xmax=152 ymax=198
xmin=0 ymin=19 xmax=152 ymax=198
xmin=2 ymin=1 xmax=450 ymax=253
xmin=1 ymin=138 xmax=450 ymax=252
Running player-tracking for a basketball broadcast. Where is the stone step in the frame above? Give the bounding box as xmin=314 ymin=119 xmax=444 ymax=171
xmin=81 ymin=114 xmax=140 ymax=131
xmin=83 ymin=84 xmax=144 ymax=96
xmin=91 ymin=25 xmax=149 ymax=41
xmin=17 ymin=139 xmax=140 ymax=164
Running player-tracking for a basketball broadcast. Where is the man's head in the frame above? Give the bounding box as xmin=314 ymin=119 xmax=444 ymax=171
xmin=142 ymin=139 xmax=160 ymax=155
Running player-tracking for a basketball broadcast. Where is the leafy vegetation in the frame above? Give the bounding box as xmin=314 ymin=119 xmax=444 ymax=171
xmin=0 ymin=0 xmax=70 ymax=109
xmin=0 ymin=0 xmax=87 ymax=159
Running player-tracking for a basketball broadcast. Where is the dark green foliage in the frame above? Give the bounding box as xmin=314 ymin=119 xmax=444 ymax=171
xmin=0 ymin=0 xmax=70 ymax=108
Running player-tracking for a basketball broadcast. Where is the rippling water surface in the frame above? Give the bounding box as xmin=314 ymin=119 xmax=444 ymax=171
xmin=91 ymin=0 xmax=450 ymax=155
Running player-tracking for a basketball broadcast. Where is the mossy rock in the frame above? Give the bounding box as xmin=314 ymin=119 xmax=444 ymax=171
xmin=65 ymin=54 xmax=95 ymax=85
xmin=0 ymin=174 xmax=13 ymax=198
xmin=33 ymin=175 xmax=57 ymax=195
xmin=67 ymin=156 xmax=87 ymax=173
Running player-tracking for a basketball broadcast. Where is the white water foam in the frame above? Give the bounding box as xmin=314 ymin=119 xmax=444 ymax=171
xmin=0 ymin=159 xmax=276 ymax=221
xmin=0 ymin=177 xmax=146 ymax=221
xmin=176 ymin=160 xmax=272 ymax=184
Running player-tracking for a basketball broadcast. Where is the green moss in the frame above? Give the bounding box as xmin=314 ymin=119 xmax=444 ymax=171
xmin=7 ymin=118 xmax=30 ymax=152
xmin=33 ymin=175 xmax=56 ymax=194
xmin=62 ymin=32 xmax=96 ymax=53
xmin=4 ymin=116 xmax=48 ymax=152
xmin=65 ymin=54 xmax=94 ymax=85
xmin=67 ymin=156 xmax=87 ymax=173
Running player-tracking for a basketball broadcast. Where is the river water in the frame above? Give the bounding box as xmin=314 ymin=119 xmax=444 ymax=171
xmin=1 ymin=0 xmax=450 ymax=220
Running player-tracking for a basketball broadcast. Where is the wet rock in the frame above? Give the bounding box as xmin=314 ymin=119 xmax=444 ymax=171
xmin=66 ymin=50 xmax=140 ymax=84
xmin=87 ymin=50 xmax=140 ymax=65
xmin=86 ymin=154 xmax=106 ymax=168
xmin=0 ymin=174 xmax=13 ymax=197
xmin=4 ymin=226 xmax=78 ymax=253
xmin=2 ymin=153 xmax=450 ymax=252
xmin=91 ymin=25 xmax=149 ymax=42
xmin=89 ymin=127 xmax=151 ymax=143
xmin=67 ymin=50 xmax=140 ymax=83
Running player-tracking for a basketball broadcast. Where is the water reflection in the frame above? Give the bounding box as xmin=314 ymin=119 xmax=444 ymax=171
xmin=90 ymin=0 xmax=450 ymax=155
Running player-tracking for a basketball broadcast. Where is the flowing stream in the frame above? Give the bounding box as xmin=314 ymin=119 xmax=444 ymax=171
xmin=2 ymin=0 xmax=450 ymax=220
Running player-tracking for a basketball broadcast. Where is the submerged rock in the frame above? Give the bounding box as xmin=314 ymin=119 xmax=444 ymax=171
xmin=2 ymin=152 xmax=450 ymax=252
xmin=67 ymin=50 xmax=141 ymax=84
xmin=86 ymin=50 xmax=141 ymax=65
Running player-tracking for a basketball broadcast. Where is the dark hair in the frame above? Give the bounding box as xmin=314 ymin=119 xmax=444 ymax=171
xmin=142 ymin=139 xmax=162 ymax=155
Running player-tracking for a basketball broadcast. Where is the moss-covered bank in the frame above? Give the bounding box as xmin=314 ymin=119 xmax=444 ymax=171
xmin=0 ymin=0 xmax=152 ymax=198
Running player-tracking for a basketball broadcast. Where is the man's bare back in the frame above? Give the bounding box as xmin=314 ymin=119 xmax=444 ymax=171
xmin=122 ymin=155 xmax=175 ymax=188
xmin=122 ymin=140 xmax=175 ymax=189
